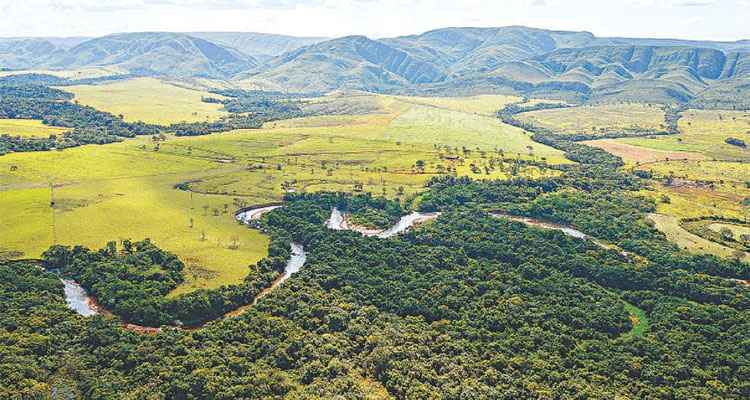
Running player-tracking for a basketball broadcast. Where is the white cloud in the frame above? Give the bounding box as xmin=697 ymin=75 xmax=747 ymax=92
xmin=1 ymin=0 xmax=747 ymax=41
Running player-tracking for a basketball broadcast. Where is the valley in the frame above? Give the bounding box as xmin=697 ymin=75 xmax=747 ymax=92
xmin=1 ymin=23 xmax=749 ymax=399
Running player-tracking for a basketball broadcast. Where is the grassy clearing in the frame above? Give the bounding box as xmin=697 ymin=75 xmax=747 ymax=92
xmin=706 ymin=222 xmax=750 ymax=238
xmin=638 ymin=160 xmax=750 ymax=185
xmin=519 ymin=103 xmax=666 ymax=135
xmin=0 ymin=119 xmax=70 ymax=138
xmin=584 ymin=139 xmax=705 ymax=164
xmin=648 ymin=213 xmax=748 ymax=261
xmin=619 ymin=109 xmax=750 ymax=161
xmin=631 ymin=159 xmax=750 ymax=260
xmin=166 ymin=94 xmax=567 ymax=199
xmin=623 ymin=302 xmax=649 ymax=337
xmin=393 ymin=94 xmax=522 ymax=116
xmin=0 ymin=137 xmax=269 ymax=295
xmin=62 ymin=77 xmax=227 ymax=124
xmin=636 ymin=160 xmax=750 ymax=223
xmin=386 ymin=100 xmax=569 ymax=163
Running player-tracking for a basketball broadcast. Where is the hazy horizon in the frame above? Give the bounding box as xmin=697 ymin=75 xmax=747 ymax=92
xmin=2 ymin=0 xmax=748 ymax=42
xmin=2 ymin=24 xmax=750 ymax=43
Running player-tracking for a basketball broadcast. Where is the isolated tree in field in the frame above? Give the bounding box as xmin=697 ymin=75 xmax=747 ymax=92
xmin=415 ymin=160 xmax=426 ymax=173
xmin=228 ymin=235 xmax=240 ymax=250
xmin=720 ymin=227 xmax=735 ymax=241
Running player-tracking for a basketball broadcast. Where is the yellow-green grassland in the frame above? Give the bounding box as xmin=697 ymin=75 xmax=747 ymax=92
xmin=1 ymin=90 xmax=567 ymax=294
xmin=61 ymin=77 xmax=228 ymax=124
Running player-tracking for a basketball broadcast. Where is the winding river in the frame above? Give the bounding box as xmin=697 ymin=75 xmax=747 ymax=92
xmin=254 ymin=243 xmax=306 ymax=304
xmin=235 ymin=205 xmax=283 ymax=223
xmin=62 ymin=204 xmax=306 ymax=322
xmin=490 ymin=212 xmax=629 ymax=256
xmin=326 ymin=207 xmax=441 ymax=238
xmin=490 ymin=213 xmax=589 ymax=239
xmin=62 ymin=279 xmax=98 ymax=317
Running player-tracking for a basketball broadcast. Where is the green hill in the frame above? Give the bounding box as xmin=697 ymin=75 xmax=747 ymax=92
xmin=3 ymin=27 xmax=750 ymax=104
xmin=44 ymin=32 xmax=257 ymax=79
xmin=190 ymin=32 xmax=326 ymax=61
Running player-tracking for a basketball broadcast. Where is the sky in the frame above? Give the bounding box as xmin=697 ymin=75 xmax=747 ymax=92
xmin=1 ymin=0 xmax=748 ymax=41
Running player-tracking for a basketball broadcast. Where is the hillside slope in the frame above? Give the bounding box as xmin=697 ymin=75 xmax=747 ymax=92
xmin=3 ymin=27 xmax=749 ymax=103
xmin=0 ymin=37 xmax=88 ymax=69
xmin=190 ymin=32 xmax=325 ymax=60
xmin=44 ymin=32 xmax=257 ymax=79
xmin=244 ymin=27 xmax=750 ymax=101
xmin=241 ymin=35 xmax=447 ymax=92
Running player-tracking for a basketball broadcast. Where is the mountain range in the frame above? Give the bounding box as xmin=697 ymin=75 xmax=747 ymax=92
xmin=1 ymin=27 xmax=749 ymax=104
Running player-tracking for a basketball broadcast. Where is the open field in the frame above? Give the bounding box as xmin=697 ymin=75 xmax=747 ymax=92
xmin=707 ymin=222 xmax=750 ymax=238
xmin=637 ymin=159 xmax=750 ymax=185
xmin=635 ymin=160 xmax=750 ymax=223
xmin=617 ymin=109 xmax=750 ymax=162
xmin=386 ymin=100 xmax=568 ymax=162
xmin=164 ymin=95 xmax=568 ymax=198
xmin=393 ymin=94 xmax=522 ymax=116
xmin=61 ymin=77 xmax=227 ymax=124
xmin=0 ymin=119 xmax=70 ymax=138
xmin=519 ymin=103 xmax=666 ymax=135
xmin=584 ymin=139 xmax=705 ymax=164
xmin=1 ymin=92 xmax=568 ymax=294
xmin=631 ymin=160 xmax=750 ymax=261
xmin=648 ymin=213 xmax=748 ymax=261
xmin=580 ymin=108 xmax=750 ymax=260
xmin=0 ymin=137 xmax=269 ymax=295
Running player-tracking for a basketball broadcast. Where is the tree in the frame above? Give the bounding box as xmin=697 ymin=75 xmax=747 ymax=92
xmin=415 ymin=160 xmax=426 ymax=173
xmin=720 ymin=227 xmax=734 ymax=241
xmin=228 ymin=236 xmax=240 ymax=250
